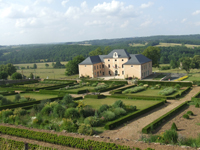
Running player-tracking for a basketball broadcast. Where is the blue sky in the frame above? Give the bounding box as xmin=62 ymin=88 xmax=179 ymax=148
xmin=0 ymin=0 xmax=200 ymax=45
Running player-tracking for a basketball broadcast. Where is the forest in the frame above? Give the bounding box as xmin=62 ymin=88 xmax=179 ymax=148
xmin=0 ymin=34 xmax=200 ymax=64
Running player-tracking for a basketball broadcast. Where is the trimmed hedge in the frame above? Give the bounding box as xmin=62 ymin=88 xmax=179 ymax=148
xmin=0 ymin=96 xmax=63 ymax=111
xmin=142 ymin=101 xmax=189 ymax=134
xmin=84 ymin=80 xmax=128 ymax=85
xmin=191 ymin=91 xmax=200 ymax=101
xmin=105 ymin=100 xmax=166 ymax=130
xmin=0 ymin=126 xmax=153 ymax=150
xmin=138 ymin=80 xmax=192 ymax=87
xmin=84 ymin=94 xmax=106 ymax=99
xmin=0 ymin=79 xmax=39 ymax=87
xmin=99 ymin=84 xmax=126 ymax=92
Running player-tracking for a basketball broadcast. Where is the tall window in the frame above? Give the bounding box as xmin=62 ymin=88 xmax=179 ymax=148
xmin=109 ymin=71 xmax=111 ymax=75
xmin=108 ymin=59 xmax=110 ymax=61
xmin=122 ymin=59 xmax=124 ymax=61
xmin=122 ymin=65 xmax=124 ymax=68
xmin=115 ymin=59 xmax=117 ymax=61
xmin=122 ymin=71 xmax=124 ymax=75
xmin=100 ymin=65 xmax=101 ymax=68
xmin=102 ymin=64 xmax=104 ymax=68
xmin=108 ymin=64 xmax=110 ymax=68
xmin=97 ymin=66 xmax=98 ymax=69
xmin=94 ymin=66 xmax=96 ymax=70
xmin=115 ymin=64 xmax=117 ymax=68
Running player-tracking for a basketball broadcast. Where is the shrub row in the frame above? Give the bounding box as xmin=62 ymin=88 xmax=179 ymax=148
xmin=84 ymin=94 xmax=106 ymax=99
xmin=108 ymin=95 xmax=166 ymax=101
xmin=137 ymin=80 xmax=192 ymax=87
xmin=0 ymin=79 xmax=39 ymax=87
xmin=99 ymin=84 xmax=126 ymax=92
xmin=105 ymin=100 xmax=166 ymax=130
xmin=174 ymin=76 xmax=188 ymax=81
xmin=0 ymin=137 xmax=57 ymax=150
xmin=35 ymin=83 xmax=74 ymax=90
xmin=0 ymin=96 xmax=63 ymax=111
xmin=109 ymin=85 xmax=136 ymax=94
xmin=142 ymin=101 xmax=189 ymax=134
xmin=83 ymin=80 xmax=128 ymax=85
xmin=158 ymin=87 xmax=176 ymax=96
xmin=0 ymin=126 xmax=154 ymax=150
xmin=122 ymin=86 xmax=145 ymax=94
xmin=39 ymin=90 xmax=66 ymax=95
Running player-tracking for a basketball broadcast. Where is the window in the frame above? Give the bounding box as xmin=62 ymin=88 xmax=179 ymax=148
xmin=94 ymin=66 xmax=96 ymax=70
xmin=95 ymin=72 xmax=96 ymax=75
xmin=109 ymin=71 xmax=111 ymax=75
xmin=122 ymin=71 xmax=124 ymax=75
xmin=131 ymin=65 xmax=133 ymax=67
xmin=142 ymin=73 xmax=143 ymax=77
xmin=103 ymin=72 xmax=104 ymax=75
xmin=122 ymin=65 xmax=124 ymax=68
xmin=108 ymin=59 xmax=110 ymax=61
xmin=100 ymin=71 xmax=101 ymax=73
xmin=102 ymin=64 xmax=104 ymax=68
xmin=97 ymin=66 xmax=98 ymax=69
xmin=115 ymin=59 xmax=117 ymax=61
xmin=115 ymin=64 xmax=117 ymax=68
xmin=122 ymin=59 xmax=124 ymax=61
xmin=108 ymin=64 xmax=110 ymax=68
xmin=85 ymin=65 xmax=86 ymax=67
xmin=100 ymin=65 xmax=101 ymax=68
xmin=142 ymin=66 xmax=143 ymax=70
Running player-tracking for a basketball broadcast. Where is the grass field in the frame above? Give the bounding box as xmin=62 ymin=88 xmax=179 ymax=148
xmin=82 ymin=97 xmax=160 ymax=110
xmin=5 ymin=93 xmax=57 ymax=101
xmin=156 ymin=42 xmax=200 ymax=48
xmin=129 ymin=43 xmax=148 ymax=47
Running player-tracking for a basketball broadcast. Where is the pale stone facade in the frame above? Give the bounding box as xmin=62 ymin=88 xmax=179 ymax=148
xmin=79 ymin=49 xmax=152 ymax=79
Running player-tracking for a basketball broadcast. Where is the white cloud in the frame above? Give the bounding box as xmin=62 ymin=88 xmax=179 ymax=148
xmin=81 ymin=1 xmax=87 ymax=9
xmin=65 ymin=6 xmax=81 ymax=19
xmin=120 ymin=20 xmax=129 ymax=28
xmin=140 ymin=2 xmax=154 ymax=9
xmin=140 ymin=20 xmax=152 ymax=27
xmin=15 ymin=18 xmax=41 ymax=28
xmin=181 ymin=18 xmax=187 ymax=23
xmin=194 ymin=22 xmax=200 ymax=26
xmin=91 ymin=0 xmax=138 ymax=18
xmin=34 ymin=0 xmax=54 ymax=5
xmin=85 ymin=20 xmax=105 ymax=26
xmin=61 ymin=0 xmax=69 ymax=7
xmin=192 ymin=10 xmax=200 ymax=15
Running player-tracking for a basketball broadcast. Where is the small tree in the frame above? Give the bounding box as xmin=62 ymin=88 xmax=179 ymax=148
xmin=33 ymin=64 xmax=37 ymax=69
xmin=45 ymin=64 xmax=49 ymax=68
xmin=171 ymin=122 xmax=178 ymax=131
xmin=0 ymin=71 xmax=8 ymax=79
xmin=65 ymin=108 xmax=79 ymax=119
xmin=30 ymin=73 xmax=34 ymax=79
xmin=11 ymin=72 xmax=22 ymax=79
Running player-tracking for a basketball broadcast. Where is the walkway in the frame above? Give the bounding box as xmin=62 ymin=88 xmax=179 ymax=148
xmin=100 ymin=86 xmax=200 ymax=140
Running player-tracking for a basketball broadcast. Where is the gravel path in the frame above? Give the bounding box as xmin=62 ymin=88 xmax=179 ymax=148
xmin=100 ymin=86 xmax=200 ymax=140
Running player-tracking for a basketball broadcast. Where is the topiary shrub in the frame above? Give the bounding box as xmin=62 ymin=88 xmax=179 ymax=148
xmin=171 ymin=122 xmax=178 ymax=131
xmin=195 ymin=103 xmax=199 ymax=108
xmin=183 ymin=114 xmax=189 ymax=119
xmin=98 ymin=104 xmax=109 ymax=113
xmin=187 ymin=111 xmax=194 ymax=116
xmin=112 ymin=100 xmax=125 ymax=108
xmin=78 ymin=124 xmax=93 ymax=135
xmin=113 ymin=108 xmax=126 ymax=117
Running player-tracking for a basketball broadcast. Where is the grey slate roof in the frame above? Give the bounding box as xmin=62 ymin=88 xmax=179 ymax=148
xmin=103 ymin=49 xmax=130 ymax=58
xmin=79 ymin=55 xmax=106 ymax=65
xmin=123 ymin=54 xmax=152 ymax=65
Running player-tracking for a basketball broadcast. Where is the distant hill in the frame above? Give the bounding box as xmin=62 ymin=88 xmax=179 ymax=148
xmin=1 ymin=34 xmax=200 ymax=64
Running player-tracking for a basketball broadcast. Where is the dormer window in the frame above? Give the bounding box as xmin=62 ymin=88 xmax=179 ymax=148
xmin=122 ymin=59 xmax=124 ymax=61
xmin=113 ymin=52 xmax=118 ymax=58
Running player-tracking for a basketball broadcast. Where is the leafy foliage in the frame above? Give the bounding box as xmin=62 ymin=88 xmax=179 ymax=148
xmin=11 ymin=72 xmax=22 ymax=79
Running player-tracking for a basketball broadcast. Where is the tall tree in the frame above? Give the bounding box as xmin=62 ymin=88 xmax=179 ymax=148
xmin=0 ymin=63 xmax=16 ymax=76
xmin=65 ymin=55 xmax=85 ymax=76
xmin=33 ymin=64 xmax=37 ymax=69
xmin=179 ymin=57 xmax=192 ymax=74
xmin=142 ymin=46 xmax=161 ymax=67
xmin=11 ymin=72 xmax=22 ymax=79
xmin=103 ymin=46 xmax=111 ymax=55
xmin=89 ymin=47 xmax=103 ymax=56
xmin=0 ymin=71 xmax=8 ymax=79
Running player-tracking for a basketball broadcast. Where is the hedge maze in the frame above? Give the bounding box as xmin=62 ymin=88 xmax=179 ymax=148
xmin=0 ymin=79 xmax=193 ymax=149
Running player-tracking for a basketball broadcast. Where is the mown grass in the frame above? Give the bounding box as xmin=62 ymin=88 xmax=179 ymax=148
xmin=5 ymin=93 xmax=57 ymax=101
xmin=82 ymin=97 xmax=160 ymax=110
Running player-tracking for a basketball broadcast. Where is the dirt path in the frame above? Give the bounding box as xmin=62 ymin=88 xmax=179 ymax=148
xmin=100 ymin=86 xmax=200 ymax=140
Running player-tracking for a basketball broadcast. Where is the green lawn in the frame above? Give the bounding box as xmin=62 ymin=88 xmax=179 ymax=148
xmin=5 ymin=93 xmax=57 ymax=101
xmin=126 ymin=88 xmax=184 ymax=96
xmin=82 ymin=97 xmax=160 ymax=110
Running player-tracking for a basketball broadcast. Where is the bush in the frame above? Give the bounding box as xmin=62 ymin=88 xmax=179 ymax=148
xmin=160 ymin=66 xmax=170 ymax=70
xmin=102 ymin=111 xmax=115 ymax=121
xmin=83 ymin=106 xmax=95 ymax=118
xmin=14 ymin=94 xmax=21 ymax=102
xmin=41 ymin=106 xmax=52 ymax=116
xmin=84 ymin=116 xmax=101 ymax=127
xmin=187 ymin=111 xmax=194 ymax=116
xmin=171 ymin=122 xmax=178 ymax=131
xmin=62 ymin=119 xmax=78 ymax=132
xmin=175 ymin=84 xmax=181 ymax=89
xmin=53 ymin=104 xmax=65 ymax=118
xmin=139 ymin=83 xmax=143 ymax=86
xmin=78 ymin=124 xmax=93 ymax=135
xmin=61 ymin=94 xmax=73 ymax=105
xmin=195 ymin=103 xmax=199 ymax=108
xmin=183 ymin=114 xmax=189 ymax=119
xmin=122 ymin=86 xmax=145 ymax=94
xmin=158 ymin=87 xmax=176 ymax=96
xmin=163 ymin=129 xmax=178 ymax=144
xmin=11 ymin=72 xmax=22 ymax=79
xmin=98 ymin=104 xmax=109 ymax=113
xmin=112 ymin=100 xmax=125 ymax=108
xmin=13 ymin=108 xmax=26 ymax=116
xmin=92 ymin=82 xmax=98 ymax=87
xmin=65 ymin=108 xmax=79 ymax=119
xmin=113 ymin=108 xmax=126 ymax=117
